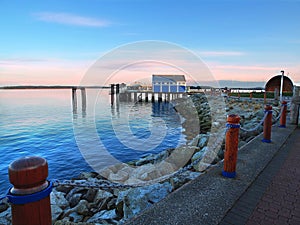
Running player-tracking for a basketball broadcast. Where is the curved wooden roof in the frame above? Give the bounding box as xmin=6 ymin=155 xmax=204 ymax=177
xmin=265 ymin=75 xmax=293 ymax=92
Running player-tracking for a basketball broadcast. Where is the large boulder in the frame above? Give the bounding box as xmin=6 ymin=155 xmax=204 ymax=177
xmin=116 ymin=182 xmax=172 ymax=219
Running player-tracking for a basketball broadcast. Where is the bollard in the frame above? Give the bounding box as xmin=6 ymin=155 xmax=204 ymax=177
xmin=8 ymin=156 xmax=52 ymax=225
xmin=250 ymin=92 xmax=253 ymax=99
xmin=222 ymin=114 xmax=240 ymax=178
xmin=238 ymin=92 xmax=240 ymax=98
xmin=279 ymin=101 xmax=287 ymax=128
xmin=264 ymin=92 xmax=267 ymax=104
xmin=262 ymin=105 xmax=272 ymax=143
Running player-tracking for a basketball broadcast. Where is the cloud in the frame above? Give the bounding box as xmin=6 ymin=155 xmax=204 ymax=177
xmin=33 ymin=12 xmax=111 ymax=27
xmin=214 ymin=64 xmax=281 ymax=71
xmin=197 ymin=51 xmax=245 ymax=57
xmin=0 ymin=58 xmax=91 ymax=85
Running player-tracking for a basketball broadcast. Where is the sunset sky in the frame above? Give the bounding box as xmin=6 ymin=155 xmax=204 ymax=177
xmin=1 ymin=0 xmax=300 ymax=87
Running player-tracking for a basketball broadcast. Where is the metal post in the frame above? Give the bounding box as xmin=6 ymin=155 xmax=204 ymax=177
xmin=280 ymin=70 xmax=284 ymax=102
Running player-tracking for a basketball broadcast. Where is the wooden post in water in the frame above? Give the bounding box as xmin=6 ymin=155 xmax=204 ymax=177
xmin=264 ymin=92 xmax=267 ymax=103
xmin=222 ymin=114 xmax=240 ymax=178
xmin=127 ymin=92 xmax=132 ymax=101
xmin=166 ymin=93 xmax=170 ymax=102
xmin=116 ymin=84 xmax=120 ymax=94
xmin=134 ymin=92 xmax=137 ymax=102
xmin=158 ymin=93 xmax=162 ymax=102
xmin=8 ymin=156 xmax=52 ymax=225
xmin=262 ymin=105 xmax=272 ymax=143
xmin=72 ymin=88 xmax=77 ymax=112
xmin=111 ymin=84 xmax=115 ymax=105
xmin=145 ymin=92 xmax=149 ymax=102
xmin=81 ymin=88 xmax=87 ymax=112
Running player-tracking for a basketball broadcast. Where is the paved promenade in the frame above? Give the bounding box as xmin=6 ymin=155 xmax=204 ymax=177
xmin=126 ymin=125 xmax=298 ymax=225
xmin=221 ymin=127 xmax=300 ymax=225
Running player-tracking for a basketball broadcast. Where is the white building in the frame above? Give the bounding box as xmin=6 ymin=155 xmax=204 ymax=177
xmin=152 ymin=75 xmax=186 ymax=93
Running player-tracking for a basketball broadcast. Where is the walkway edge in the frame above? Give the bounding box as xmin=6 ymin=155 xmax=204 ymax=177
xmin=126 ymin=125 xmax=297 ymax=225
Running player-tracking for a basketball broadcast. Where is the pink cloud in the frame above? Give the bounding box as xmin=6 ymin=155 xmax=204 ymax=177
xmin=0 ymin=58 xmax=90 ymax=85
xmin=198 ymin=51 xmax=245 ymax=57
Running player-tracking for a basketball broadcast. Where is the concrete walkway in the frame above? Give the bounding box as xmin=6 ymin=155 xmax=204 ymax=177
xmin=126 ymin=125 xmax=298 ymax=225
xmin=220 ymin=127 xmax=300 ymax=225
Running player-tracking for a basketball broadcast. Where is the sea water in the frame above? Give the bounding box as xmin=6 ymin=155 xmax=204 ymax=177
xmin=0 ymin=89 xmax=185 ymax=194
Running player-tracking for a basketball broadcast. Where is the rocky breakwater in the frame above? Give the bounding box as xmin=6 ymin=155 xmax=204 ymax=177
xmin=226 ymin=98 xmax=281 ymax=146
xmin=0 ymin=95 xmax=281 ymax=225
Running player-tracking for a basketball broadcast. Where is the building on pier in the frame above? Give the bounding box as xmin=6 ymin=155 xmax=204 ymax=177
xmin=152 ymin=75 xmax=186 ymax=93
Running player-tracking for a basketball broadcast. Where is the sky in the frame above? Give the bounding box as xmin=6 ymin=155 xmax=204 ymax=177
xmin=0 ymin=0 xmax=300 ymax=87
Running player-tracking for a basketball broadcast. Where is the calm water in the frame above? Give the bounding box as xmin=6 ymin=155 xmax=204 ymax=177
xmin=0 ymin=89 xmax=185 ymax=194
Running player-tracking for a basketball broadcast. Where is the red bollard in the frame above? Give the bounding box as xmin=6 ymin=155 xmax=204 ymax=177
xmin=262 ymin=105 xmax=272 ymax=143
xmin=8 ymin=156 xmax=52 ymax=225
xmin=264 ymin=92 xmax=267 ymax=104
xmin=279 ymin=101 xmax=287 ymax=128
xmin=250 ymin=92 xmax=253 ymax=99
xmin=222 ymin=114 xmax=240 ymax=178
xmin=238 ymin=92 xmax=240 ymax=98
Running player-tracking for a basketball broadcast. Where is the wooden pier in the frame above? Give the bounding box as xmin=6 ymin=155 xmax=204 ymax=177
xmin=109 ymin=84 xmax=187 ymax=105
xmin=0 ymin=85 xmax=108 ymax=113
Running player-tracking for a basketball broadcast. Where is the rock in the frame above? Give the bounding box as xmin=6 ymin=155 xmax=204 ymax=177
xmin=239 ymin=140 xmax=247 ymax=148
xmin=169 ymin=171 xmax=201 ymax=190
xmin=165 ymin=146 xmax=197 ymax=169
xmin=0 ymin=208 xmax=11 ymax=225
xmin=94 ymin=190 xmax=114 ymax=212
xmin=108 ymin=170 xmax=129 ymax=183
xmin=191 ymin=146 xmax=208 ymax=162
xmin=132 ymin=164 xmax=158 ymax=181
xmin=55 ymin=185 xmax=73 ymax=194
xmin=63 ymin=199 xmax=90 ymax=219
xmin=75 ymin=199 xmax=90 ymax=216
xmin=107 ymin=198 xmax=117 ymax=210
xmin=156 ymin=161 xmax=176 ymax=176
xmin=87 ymin=210 xmax=118 ymax=223
xmin=54 ymin=221 xmax=95 ymax=225
xmin=94 ymin=189 xmax=114 ymax=204
xmin=0 ymin=202 xmax=9 ymax=213
xmin=68 ymin=212 xmax=83 ymax=223
xmin=68 ymin=193 xmax=82 ymax=208
xmin=77 ymin=172 xmax=98 ymax=180
xmin=116 ymin=182 xmax=172 ymax=219
xmin=51 ymin=190 xmax=69 ymax=209
xmin=51 ymin=204 xmax=63 ymax=222
xmin=83 ymin=188 xmax=97 ymax=202
xmin=193 ymin=162 xmax=212 ymax=172
xmin=198 ymin=135 xmax=209 ymax=148
xmin=188 ymin=135 xmax=200 ymax=146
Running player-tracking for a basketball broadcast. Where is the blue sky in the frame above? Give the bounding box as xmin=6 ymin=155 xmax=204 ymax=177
xmin=0 ymin=0 xmax=299 ymax=86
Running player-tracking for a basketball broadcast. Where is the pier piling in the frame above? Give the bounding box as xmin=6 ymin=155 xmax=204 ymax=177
xmin=72 ymin=88 xmax=77 ymax=112
xmin=81 ymin=88 xmax=87 ymax=112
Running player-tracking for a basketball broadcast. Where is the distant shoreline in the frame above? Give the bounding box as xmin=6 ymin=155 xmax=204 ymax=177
xmin=0 ymin=85 xmax=110 ymax=89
